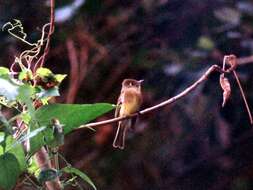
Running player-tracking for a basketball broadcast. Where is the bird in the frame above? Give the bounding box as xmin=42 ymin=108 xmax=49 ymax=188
xmin=113 ymin=79 xmax=143 ymax=149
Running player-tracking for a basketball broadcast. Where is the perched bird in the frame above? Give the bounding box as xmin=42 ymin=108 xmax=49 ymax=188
xmin=113 ymin=79 xmax=143 ymax=149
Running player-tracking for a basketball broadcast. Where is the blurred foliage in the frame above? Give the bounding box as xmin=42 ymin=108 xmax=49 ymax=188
xmin=1 ymin=0 xmax=253 ymax=189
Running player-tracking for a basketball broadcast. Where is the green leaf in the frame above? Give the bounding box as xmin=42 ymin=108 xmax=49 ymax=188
xmin=36 ymin=103 xmax=114 ymax=134
xmin=62 ymin=166 xmax=97 ymax=190
xmin=30 ymin=103 xmax=114 ymax=154
xmin=17 ymin=85 xmax=35 ymax=117
xmin=0 ymin=134 xmax=26 ymax=190
xmin=0 ymin=153 xmax=21 ymax=190
xmin=0 ymin=133 xmax=26 ymax=171
xmin=0 ymin=67 xmax=10 ymax=76
xmin=18 ymin=69 xmax=33 ymax=81
xmin=20 ymin=112 xmax=32 ymax=124
xmin=0 ymin=78 xmax=19 ymax=101
xmin=27 ymin=158 xmax=40 ymax=177
xmin=36 ymin=68 xmax=53 ymax=78
xmin=55 ymin=74 xmax=67 ymax=83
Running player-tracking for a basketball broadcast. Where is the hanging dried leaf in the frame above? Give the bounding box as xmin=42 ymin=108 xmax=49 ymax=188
xmin=220 ymin=74 xmax=231 ymax=107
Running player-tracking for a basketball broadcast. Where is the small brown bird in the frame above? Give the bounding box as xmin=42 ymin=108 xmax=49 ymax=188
xmin=113 ymin=79 xmax=143 ymax=149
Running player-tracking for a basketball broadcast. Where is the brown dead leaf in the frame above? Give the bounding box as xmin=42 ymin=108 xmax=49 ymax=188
xmin=220 ymin=74 xmax=231 ymax=107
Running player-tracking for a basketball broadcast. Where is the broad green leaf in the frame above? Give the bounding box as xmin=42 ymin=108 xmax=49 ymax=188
xmin=35 ymin=103 xmax=114 ymax=134
xmin=0 ymin=153 xmax=21 ymax=190
xmin=30 ymin=103 xmax=114 ymax=154
xmin=62 ymin=166 xmax=97 ymax=190
xmin=0 ymin=134 xmax=26 ymax=190
xmin=0 ymin=78 xmax=19 ymax=101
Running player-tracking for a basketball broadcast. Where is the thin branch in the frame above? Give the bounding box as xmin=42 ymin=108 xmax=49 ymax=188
xmin=78 ymin=64 xmax=225 ymax=129
xmin=233 ymin=71 xmax=253 ymax=124
xmin=238 ymin=55 xmax=253 ymax=65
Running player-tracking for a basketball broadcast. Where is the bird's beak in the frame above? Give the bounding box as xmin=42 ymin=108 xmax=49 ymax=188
xmin=138 ymin=79 xmax=144 ymax=83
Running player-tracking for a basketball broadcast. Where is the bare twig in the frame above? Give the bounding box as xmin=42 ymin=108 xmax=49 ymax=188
xmin=238 ymin=55 xmax=253 ymax=65
xmin=78 ymin=64 xmax=225 ymax=129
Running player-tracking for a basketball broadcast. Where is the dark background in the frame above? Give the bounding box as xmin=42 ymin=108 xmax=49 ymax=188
xmin=1 ymin=0 xmax=253 ymax=189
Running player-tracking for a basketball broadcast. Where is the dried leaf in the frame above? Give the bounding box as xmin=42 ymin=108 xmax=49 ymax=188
xmin=226 ymin=54 xmax=237 ymax=72
xmin=220 ymin=74 xmax=231 ymax=107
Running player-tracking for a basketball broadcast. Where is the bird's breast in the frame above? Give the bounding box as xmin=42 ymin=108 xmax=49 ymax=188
xmin=120 ymin=89 xmax=142 ymax=116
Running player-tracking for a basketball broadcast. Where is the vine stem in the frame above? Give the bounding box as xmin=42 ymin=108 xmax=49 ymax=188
xmin=233 ymin=71 xmax=253 ymax=124
xmin=36 ymin=0 xmax=55 ymax=69
xmin=33 ymin=1 xmax=62 ymax=190
xmin=78 ymin=64 xmax=225 ymax=129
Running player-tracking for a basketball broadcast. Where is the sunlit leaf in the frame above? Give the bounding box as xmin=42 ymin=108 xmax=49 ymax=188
xmin=18 ymin=69 xmax=33 ymax=81
xmin=20 ymin=112 xmax=32 ymax=124
xmin=36 ymin=68 xmax=53 ymax=78
xmin=0 ymin=67 xmax=10 ymax=76
xmin=0 ymin=78 xmax=19 ymax=101
xmin=36 ymin=87 xmax=60 ymax=99
xmin=55 ymin=74 xmax=67 ymax=83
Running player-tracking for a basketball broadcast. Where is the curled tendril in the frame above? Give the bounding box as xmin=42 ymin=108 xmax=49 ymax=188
xmin=2 ymin=19 xmax=36 ymax=46
xmin=3 ymin=19 xmax=51 ymax=74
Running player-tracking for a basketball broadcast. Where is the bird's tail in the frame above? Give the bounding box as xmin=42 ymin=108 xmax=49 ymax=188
xmin=113 ymin=120 xmax=129 ymax=149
